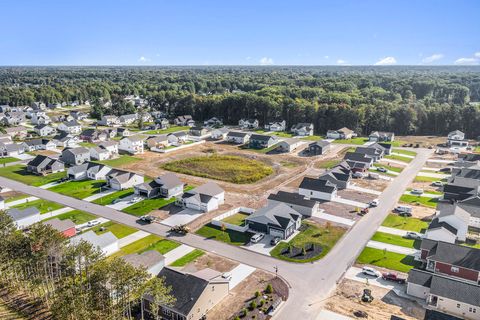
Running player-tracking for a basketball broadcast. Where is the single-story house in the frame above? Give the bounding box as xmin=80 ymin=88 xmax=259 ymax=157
xmin=246 ymin=202 xmax=302 ymax=239
xmin=249 ymin=134 xmax=279 ymax=149
xmin=299 ymin=177 xmax=337 ymax=201
xmin=189 ymin=126 xmax=209 ymax=137
xmin=134 ymin=173 xmax=184 ymax=199
xmin=211 ymin=127 xmax=229 ymax=140
xmin=318 ymin=163 xmax=352 ymax=189
xmin=106 ymin=169 xmax=144 ymax=190
xmin=67 ymin=162 xmax=112 ymax=181
xmin=116 ymin=127 xmax=131 ymax=137
xmin=203 ymin=117 xmax=223 ymax=127
xmin=343 ymin=152 xmax=374 ymax=170
xmin=0 ymin=143 xmax=24 ymax=157
xmin=226 ymin=131 xmax=250 ymax=144
xmin=146 ymin=135 xmax=170 ymax=150
xmin=447 ymin=130 xmax=468 ymax=147
xmin=177 ymin=182 xmax=224 ymax=212
xmin=98 ymin=115 xmax=120 ymax=126
xmin=7 ymin=207 xmax=41 ymax=229
xmin=277 ymin=138 xmax=304 ymax=153
xmin=326 ymin=127 xmax=354 ymax=140
xmin=43 ymin=218 xmax=76 ymax=238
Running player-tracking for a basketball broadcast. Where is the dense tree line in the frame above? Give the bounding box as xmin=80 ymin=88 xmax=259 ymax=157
xmin=1 ymin=66 xmax=480 ymax=137
xmin=0 ymin=211 xmax=174 ymax=320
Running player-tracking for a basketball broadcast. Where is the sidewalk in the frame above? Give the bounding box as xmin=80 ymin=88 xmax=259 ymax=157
xmin=164 ymin=244 xmax=196 ymax=265
xmin=377 ymin=226 xmax=409 ymax=237
xmin=118 ymin=230 xmax=150 ymax=247
xmin=348 ymin=184 xmax=382 ymax=196
xmin=313 ymin=211 xmax=355 ymax=226
xmin=367 ymin=240 xmax=417 ymax=255
xmin=333 ymin=196 xmax=368 ymax=209
xmin=5 ymin=196 xmax=38 ymax=207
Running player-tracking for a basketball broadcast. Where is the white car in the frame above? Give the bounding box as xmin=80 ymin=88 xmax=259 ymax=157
xmin=411 ymin=188 xmax=424 ymax=195
xmin=362 ymin=266 xmax=380 ymax=277
xmin=86 ymin=220 xmax=100 ymax=227
xmin=404 ymin=231 xmax=423 ymax=240
xmin=369 ymin=199 xmax=379 ymax=207
xmin=250 ymin=233 xmax=265 ymax=243
xmin=432 ymin=181 xmax=443 ymax=187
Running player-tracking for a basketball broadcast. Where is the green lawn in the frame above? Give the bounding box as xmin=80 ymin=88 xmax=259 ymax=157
xmin=144 ymin=126 xmax=190 ymax=135
xmin=270 ymin=222 xmax=346 ymax=263
xmin=392 ymin=149 xmax=417 ymax=157
xmin=380 ymin=140 xmax=405 ymax=147
xmin=170 ymin=249 xmax=205 ymax=267
xmin=110 ymin=234 xmax=180 ymax=258
xmin=49 ymin=180 xmax=106 ymax=199
xmin=369 ymin=168 xmax=397 ymax=177
xmin=357 ymin=247 xmax=421 ymax=273
xmin=372 ymin=164 xmax=403 ymax=173
xmin=0 ymin=157 xmax=19 ymax=164
xmin=381 ymin=214 xmax=429 ymax=232
xmin=300 ymin=135 xmax=324 ymax=141
xmin=11 ymin=199 xmax=64 ymax=214
xmin=332 ymin=137 xmax=369 ymax=145
xmin=385 ymin=154 xmax=412 ymax=163
xmin=271 ymin=132 xmax=294 ymax=138
xmin=0 ymin=165 xmax=66 ymax=186
xmin=221 ymin=212 xmax=249 ymax=226
xmin=196 ymin=223 xmax=252 ymax=246
xmin=122 ymin=197 xmax=176 ymax=216
xmin=43 ymin=210 xmax=97 ymax=224
xmin=371 ymin=232 xmax=419 ymax=249
xmin=91 ymin=221 xmax=137 ymax=239
xmin=78 ymin=141 xmax=97 ymax=148
xmin=93 ymin=188 xmax=134 ymax=205
xmin=96 ymin=155 xmax=141 ymax=168
xmin=315 ymin=159 xmax=342 ymax=169
xmin=399 ymin=194 xmax=439 ymax=208
xmin=5 ymin=194 xmax=29 ymax=203
xmin=406 ymin=188 xmax=443 ymax=195
xmin=414 ymin=175 xmax=444 ymax=183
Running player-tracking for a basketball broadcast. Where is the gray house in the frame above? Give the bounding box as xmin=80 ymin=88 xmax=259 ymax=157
xmin=61 ymin=147 xmax=91 ymax=165
xmin=249 ymin=134 xmax=279 ymax=149
xmin=245 ymin=202 xmax=302 ymax=239
xmin=134 ymin=173 xmax=184 ymax=199
xmin=26 ymin=155 xmax=65 ymax=175
xmin=308 ymin=140 xmax=331 ymax=155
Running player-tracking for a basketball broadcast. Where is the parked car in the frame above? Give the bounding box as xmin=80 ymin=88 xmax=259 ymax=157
xmin=250 ymin=233 xmax=265 ymax=243
xmin=404 ymin=231 xmax=422 ymax=240
xmin=376 ymin=167 xmax=387 ymax=173
xmin=411 ymin=189 xmax=424 ymax=195
xmin=439 ymin=167 xmax=451 ymax=173
xmin=353 ymin=172 xmax=365 ymax=179
xmin=369 ymin=172 xmax=380 ymax=180
xmin=395 ymin=205 xmax=412 ymax=217
xmin=86 ymin=220 xmax=101 ymax=227
xmin=137 ymin=215 xmax=155 ymax=224
xmin=129 ymin=196 xmax=143 ymax=204
xmin=270 ymin=236 xmax=281 ymax=245
xmin=382 ymin=272 xmax=406 ymax=284
xmin=362 ymin=266 xmax=380 ymax=277
xmin=431 ymin=181 xmax=444 ymax=187
xmin=369 ymin=199 xmax=379 ymax=207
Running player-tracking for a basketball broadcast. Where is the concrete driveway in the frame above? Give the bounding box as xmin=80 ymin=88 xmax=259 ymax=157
xmin=228 ymin=264 xmax=256 ymax=289
xmin=242 ymin=234 xmax=276 ymax=255
xmin=367 ymin=240 xmax=417 ymax=255
xmin=344 ymin=266 xmax=406 ymax=291
xmin=161 ymin=208 xmax=203 ymax=226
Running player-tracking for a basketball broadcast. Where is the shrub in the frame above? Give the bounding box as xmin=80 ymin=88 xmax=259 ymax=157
xmin=241 ymin=308 xmax=248 ymax=317
xmin=254 ymin=291 xmax=261 ymax=298
xmin=301 ymin=247 xmax=307 ymax=256
xmin=234 ymin=317 xmax=241 ymax=320
xmin=265 ymin=284 xmax=273 ymax=294
xmin=259 ymin=300 xmax=265 ymax=307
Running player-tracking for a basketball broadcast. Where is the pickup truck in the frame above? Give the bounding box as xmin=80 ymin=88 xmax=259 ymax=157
xmin=382 ymin=272 xmax=406 ymax=284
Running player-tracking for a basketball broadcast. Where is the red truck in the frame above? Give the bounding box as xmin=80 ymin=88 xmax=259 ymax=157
xmin=382 ymin=272 xmax=406 ymax=284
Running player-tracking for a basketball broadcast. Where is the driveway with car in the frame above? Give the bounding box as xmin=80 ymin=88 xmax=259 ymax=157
xmin=161 ymin=208 xmax=203 ymax=226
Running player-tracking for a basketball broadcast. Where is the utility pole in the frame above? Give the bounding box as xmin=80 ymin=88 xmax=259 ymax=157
xmin=274 ymin=265 xmax=278 ymax=278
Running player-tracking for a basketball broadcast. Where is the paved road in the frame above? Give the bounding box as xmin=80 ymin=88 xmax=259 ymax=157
xmin=0 ymin=148 xmax=433 ymax=320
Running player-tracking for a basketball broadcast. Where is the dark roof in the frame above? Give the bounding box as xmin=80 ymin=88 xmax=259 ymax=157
xmin=429 ymin=274 xmax=480 ymax=306
xmin=427 ymin=218 xmax=458 ymax=235
xmin=155 ymin=268 xmax=209 ymax=316
xmin=426 ymin=241 xmax=480 ymax=271
xmin=343 ymin=151 xmax=373 ymax=163
xmin=227 ymin=131 xmax=249 ymax=138
xmin=309 ymin=140 xmax=330 ymax=148
xmin=246 ymin=202 xmax=301 ymax=229
xmin=420 ymin=238 xmax=439 ymax=252
xmin=460 ymin=153 xmax=480 ymax=162
xmin=407 ymin=269 xmax=433 ymax=287
xmin=299 ymin=177 xmax=337 ymax=193
xmin=250 ymin=134 xmax=276 ymax=142
xmin=267 ymin=191 xmax=317 ymax=208
xmin=442 ymin=183 xmax=476 ymax=195
xmin=424 ymin=309 xmax=463 ymax=320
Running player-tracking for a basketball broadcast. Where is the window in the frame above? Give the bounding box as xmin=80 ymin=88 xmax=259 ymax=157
xmin=457 ymin=304 xmax=460 ymax=308
xmin=451 ymin=266 xmax=459 ymax=273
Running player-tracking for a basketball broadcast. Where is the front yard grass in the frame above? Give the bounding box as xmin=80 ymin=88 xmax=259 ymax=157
xmin=96 ymin=155 xmax=141 ymax=168
xmin=92 ymin=221 xmax=137 ymax=239
xmin=0 ymin=157 xmax=19 ymax=164
xmin=381 ymin=214 xmax=429 ymax=233
xmin=371 ymin=232 xmax=418 ymax=249
xmin=11 ymin=199 xmax=64 ymax=214
xmin=0 ymin=165 xmax=66 ymax=186
xmin=110 ymin=234 xmax=180 ymax=258
xmin=93 ymin=188 xmax=134 ymax=205
xmin=221 ymin=212 xmax=249 ymax=226
xmin=399 ymin=194 xmax=439 ymax=208
xmin=122 ymin=197 xmax=176 ymax=216
xmin=49 ymin=180 xmax=106 ymax=199
xmin=373 ymin=164 xmax=403 ymax=173
xmin=357 ymin=247 xmax=421 ymax=273
xmin=384 ymin=154 xmax=412 ymax=163
xmin=392 ymin=149 xmax=417 ymax=157
xmin=196 ymin=223 xmax=252 ymax=246
xmin=170 ymin=249 xmax=205 ymax=267
xmin=44 ymin=210 xmax=97 ymax=224
xmin=271 ymin=132 xmax=294 ymax=138
xmin=300 ymin=135 xmax=324 ymax=141
xmin=315 ymin=159 xmax=341 ymax=169
xmin=144 ymin=126 xmax=190 ymax=135
xmin=332 ymin=137 xmax=369 ymax=145
xmin=162 ymin=154 xmax=273 ymax=184
xmin=414 ymin=175 xmax=444 ymax=183
xmin=369 ymin=168 xmax=397 ymax=177
xmin=270 ymin=222 xmax=346 ymax=263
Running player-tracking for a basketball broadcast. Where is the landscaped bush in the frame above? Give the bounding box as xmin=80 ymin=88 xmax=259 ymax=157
xmin=249 ymin=301 xmax=257 ymax=311
xmin=265 ymin=284 xmax=273 ymax=294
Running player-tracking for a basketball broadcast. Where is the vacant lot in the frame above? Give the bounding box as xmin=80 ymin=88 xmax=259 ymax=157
xmin=385 ymin=154 xmax=412 ymax=163
xmin=0 ymin=165 xmax=65 ymax=186
xmin=122 ymin=197 xmax=176 ymax=216
xmin=392 ymin=149 xmax=417 ymax=157
xmin=91 ymin=221 xmax=137 ymax=239
xmin=381 ymin=214 xmax=429 ymax=232
xmin=110 ymin=234 xmax=180 ymax=258
xmin=333 ymin=137 xmax=369 ymax=145
xmin=399 ymin=194 xmax=438 ymax=208
xmin=196 ymin=223 xmax=252 ymax=246
xmin=11 ymin=199 xmax=63 ymax=214
xmin=96 ymin=155 xmax=141 ymax=168
xmin=144 ymin=126 xmax=190 ymax=135
xmin=170 ymin=249 xmax=205 ymax=267
xmin=371 ymin=232 xmax=419 ymax=249
xmin=49 ymin=180 xmax=105 ymax=199
xmin=357 ymin=247 xmax=420 ymax=272
xmin=92 ymin=189 xmax=134 ymax=205
xmin=44 ymin=210 xmax=96 ymax=224
xmin=162 ymin=154 xmax=273 ymax=184
xmin=221 ymin=212 xmax=249 ymax=226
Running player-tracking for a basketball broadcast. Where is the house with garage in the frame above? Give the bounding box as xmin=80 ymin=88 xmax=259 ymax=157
xmin=68 ymin=162 xmax=112 ymax=181
xmin=238 ymin=118 xmax=259 ymax=130
xmin=27 ymin=155 xmax=65 ymax=175
xmin=57 ymin=120 xmax=82 ymax=135
xmin=291 ymin=123 xmax=314 ymax=136
xmin=5 ymin=126 xmax=28 ymax=139
xmin=90 ymin=146 xmax=110 ymax=161
xmin=143 ymin=267 xmax=229 ymax=320
xmin=211 ymin=127 xmax=229 ymax=140
xmin=154 ymin=117 xmax=170 ymax=130
xmin=369 ymin=131 xmax=395 ymax=142
xmin=167 ymin=131 xmax=189 ymax=144
xmin=326 ymin=127 xmax=354 ymax=140
xmin=177 ymin=182 xmax=224 ymax=212
xmin=267 ymin=191 xmax=319 ymax=217
xmin=116 ymin=127 xmax=131 ymax=137
xmin=203 ymin=117 xmax=223 ymax=128
xmin=122 ymin=250 xmax=165 ymax=277
xmin=34 ymin=124 xmax=56 ymax=137
xmin=43 ymin=218 xmax=76 ymax=238
xmin=119 ymin=135 xmax=144 ymax=154
xmin=106 ymin=169 xmax=144 ymax=190
xmin=134 ymin=173 xmax=184 ymax=199
xmin=174 ymin=115 xmax=195 ymax=127
xmin=355 ymin=145 xmax=385 ymax=162
xmin=3 ymin=112 xmax=26 ymax=126
xmin=61 ymin=147 xmax=91 ymax=165
xmin=118 ymin=114 xmax=138 ymax=126
xmin=277 ymin=138 xmax=304 ymax=153
xmin=447 ymin=130 xmax=468 ymax=147
xmin=343 ymin=152 xmax=374 ymax=171
xmin=442 ymin=183 xmax=479 ymax=202
xmin=318 ymin=162 xmax=352 ymax=189
xmin=99 ymin=115 xmax=120 ymax=126
xmin=31 ymin=112 xmax=51 ymax=125
xmin=22 ymin=139 xmax=57 ymax=152
xmin=299 ymin=177 xmax=337 ymax=201
xmin=0 ymin=143 xmax=23 ymax=157
xmin=189 ymin=126 xmax=209 ymax=137
xmin=7 ymin=207 xmax=41 ymax=230
xmin=424 ymin=218 xmax=459 ymax=244
xmin=226 ymin=131 xmax=250 ymax=144
xmin=80 ymin=128 xmax=107 ymax=143
xmin=146 ymin=135 xmax=170 ymax=150
xmin=249 ymin=134 xmax=279 ymax=149
xmin=308 ymin=140 xmax=331 ymax=155
xmin=264 ymin=120 xmax=286 ymax=132
xmin=71 ymin=230 xmax=119 ymax=256
xmin=52 ymin=132 xmax=79 ymax=148
xmin=246 ymin=202 xmax=301 ymax=239
xmin=98 ymin=140 xmax=119 ymax=157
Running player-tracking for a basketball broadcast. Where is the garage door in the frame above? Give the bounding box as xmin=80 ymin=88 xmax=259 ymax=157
xmin=269 ymin=228 xmax=285 ymax=239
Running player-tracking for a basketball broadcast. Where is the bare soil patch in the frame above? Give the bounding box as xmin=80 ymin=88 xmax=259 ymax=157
xmin=337 ymin=189 xmax=376 ymax=203
xmin=352 ymin=178 xmax=389 ymax=191
xmin=317 ymin=201 xmax=361 ymax=221
xmin=397 ymin=135 xmax=445 ymax=148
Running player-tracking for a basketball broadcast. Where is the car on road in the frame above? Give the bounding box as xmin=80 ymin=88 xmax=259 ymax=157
xmin=137 ymin=215 xmax=155 ymax=224
xmin=382 ymin=272 xmax=406 ymax=284
xmin=376 ymin=167 xmax=388 ymax=173
xmin=411 ymin=188 xmax=424 ymax=195
xmin=404 ymin=231 xmax=423 ymax=240
xmin=369 ymin=199 xmax=379 ymax=207
xmin=250 ymin=233 xmax=265 ymax=243
xmin=431 ymin=181 xmax=444 ymax=187
xmin=362 ymin=266 xmax=380 ymax=277
xmin=439 ymin=167 xmax=451 ymax=173
xmin=86 ymin=220 xmax=101 ymax=227
xmin=270 ymin=236 xmax=281 ymax=245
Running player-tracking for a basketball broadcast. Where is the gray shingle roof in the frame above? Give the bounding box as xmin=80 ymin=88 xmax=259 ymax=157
xmin=299 ymin=177 xmax=337 ymax=193
xmin=430 ymin=274 xmax=480 ymax=306
xmin=246 ymin=202 xmax=301 ymax=230
xmin=7 ymin=207 xmax=40 ymax=221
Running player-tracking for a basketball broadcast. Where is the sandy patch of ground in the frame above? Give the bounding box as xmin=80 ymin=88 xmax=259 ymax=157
xmin=317 ymin=201 xmax=361 ymax=221
xmin=409 ymin=205 xmax=436 ymax=220
xmin=396 ymin=135 xmax=445 ymax=148
xmin=409 ymin=181 xmax=442 ymax=193
xmin=186 ymin=252 xmax=239 ymax=273
xmin=352 ymin=178 xmax=389 ymax=192
xmin=337 ymin=189 xmax=376 ymax=203
xmin=325 ymin=279 xmax=425 ymax=320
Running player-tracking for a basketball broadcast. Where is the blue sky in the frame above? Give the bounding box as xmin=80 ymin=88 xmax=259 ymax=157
xmin=1 ymin=0 xmax=479 ymax=65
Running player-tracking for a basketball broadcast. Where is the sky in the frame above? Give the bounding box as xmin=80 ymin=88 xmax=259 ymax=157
xmin=1 ymin=0 xmax=479 ymax=66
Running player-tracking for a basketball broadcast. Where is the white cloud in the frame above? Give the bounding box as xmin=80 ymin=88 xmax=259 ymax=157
xmin=475 ymin=52 xmax=480 ymax=58
xmin=454 ymin=57 xmax=479 ymax=65
xmin=138 ymin=56 xmax=150 ymax=63
xmin=259 ymin=57 xmax=274 ymax=65
xmin=324 ymin=55 xmax=329 ymax=59
xmin=422 ymin=53 xmax=444 ymax=64
xmin=336 ymin=59 xmax=347 ymax=65
xmin=245 ymin=56 xmax=252 ymax=61
xmin=374 ymin=56 xmax=397 ymax=65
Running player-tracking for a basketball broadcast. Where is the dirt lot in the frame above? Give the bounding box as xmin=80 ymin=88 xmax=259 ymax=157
xmin=352 ymin=178 xmax=390 ymax=192
xmin=400 ymin=204 xmax=436 ymax=220
xmin=337 ymin=189 xmax=377 ymax=203
xmin=317 ymin=201 xmax=361 ymax=221
xmin=409 ymin=181 xmax=442 ymax=193
xmin=325 ymin=279 xmax=425 ymax=320
xmin=182 ymin=252 xmax=239 ymax=273
xmin=397 ymin=135 xmax=446 ymax=148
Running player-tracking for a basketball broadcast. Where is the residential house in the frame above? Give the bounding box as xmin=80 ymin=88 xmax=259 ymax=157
xmin=71 ymin=230 xmax=119 ymax=256
xmin=80 ymin=128 xmax=107 ymax=142
xmin=122 ymin=250 xmax=165 ymax=277
xmin=203 ymin=117 xmax=223 ymax=127
xmin=5 ymin=126 xmax=28 ymax=139
xmin=189 ymin=126 xmax=209 ymax=137
xmin=134 ymin=173 xmax=184 ymax=199
xmin=308 ymin=140 xmax=331 ymax=155
xmin=98 ymin=115 xmax=120 ymax=126
xmin=57 ymin=120 xmax=82 ymax=135
xmin=355 ymin=145 xmax=385 ymax=162
xmin=246 ymin=202 xmax=302 ymax=239
xmin=52 ymin=132 xmax=79 ymax=148
xmin=32 ymin=102 xmax=46 ymax=110
xmin=277 ymin=138 xmax=304 ymax=153
xmin=369 ymin=131 xmax=395 ymax=142
xmin=26 ymin=155 xmax=65 ymax=175
xmin=3 ymin=112 xmax=26 ymax=125
xmin=299 ymin=177 xmax=337 ymax=201
xmin=226 ymin=131 xmax=250 ymax=144
xmin=43 ymin=218 xmax=76 ymax=238
xmin=174 ymin=115 xmax=195 ymax=127
xmin=211 ymin=127 xmax=229 ymax=140
xmin=67 ymin=162 xmax=112 ymax=181
xmin=291 ymin=123 xmax=314 ymax=136
xmin=267 ymin=191 xmax=319 ymax=217
xmin=146 ymin=135 xmax=170 ymax=150
xmin=177 ymin=182 xmax=224 ymax=212
xmin=318 ymin=162 xmax=352 ymax=189
xmin=249 ymin=134 xmax=279 ymax=149
xmin=90 ymin=146 xmax=110 ymax=161
xmin=424 ymin=218 xmax=459 ymax=244
xmin=98 ymin=140 xmax=119 ymax=157
xmin=70 ymin=110 xmax=88 ymax=121
xmin=31 ymin=112 xmax=51 ymax=125
xmin=34 ymin=124 xmax=55 ymax=137
xmin=442 ymin=183 xmax=479 ymax=202
xmin=119 ymin=135 xmax=144 ymax=154
xmin=238 ymin=118 xmax=259 ymax=130
xmin=106 ymin=169 xmax=144 ymax=190
xmin=447 ymin=130 xmax=468 ymax=147
xmin=61 ymin=147 xmax=91 ymax=165
xmin=433 ymin=197 xmax=480 ymax=242
xmin=326 ymin=127 xmax=354 ymax=140
xmin=22 ymin=139 xmax=57 ymax=152
xmin=0 ymin=143 xmax=23 ymax=157
xmin=155 ymin=118 xmax=170 ymax=130
xmin=116 ymin=127 xmax=131 ymax=137
xmin=167 ymin=131 xmax=189 ymax=144
xmin=264 ymin=120 xmax=286 ymax=132
xmin=343 ymin=152 xmax=374 ymax=171
xmin=7 ymin=207 xmax=41 ymax=229
xmin=118 ymin=114 xmax=138 ymax=126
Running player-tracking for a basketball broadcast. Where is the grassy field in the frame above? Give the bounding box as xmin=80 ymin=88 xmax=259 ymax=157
xmin=44 ymin=210 xmax=97 ymax=224
xmin=221 ymin=212 xmax=249 ymax=226
xmin=122 ymin=197 xmax=176 ymax=216
xmin=196 ymin=223 xmax=252 ymax=246
xmin=170 ymin=249 xmax=205 ymax=267
xmin=414 ymin=175 xmax=444 ymax=183
xmin=300 ymin=135 xmax=324 ymax=141
xmin=110 ymin=234 xmax=180 ymax=258
xmin=11 ymin=199 xmax=64 ymax=214
xmin=271 ymin=132 xmax=294 ymax=138
xmin=315 ymin=159 xmax=341 ymax=169
xmin=279 ymin=160 xmax=299 ymax=168
xmin=381 ymin=214 xmax=429 ymax=232
xmin=399 ymin=194 xmax=439 ymax=208
xmin=92 ymin=221 xmax=137 ymax=239
xmin=392 ymin=149 xmax=417 ymax=157
xmin=92 ymin=188 xmax=134 ymax=205
xmin=144 ymin=126 xmax=190 ymax=135
xmin=49 ymin=180 xmax=106 ymax=199
xmin=385 ymin=154 xmax=412 ymax=163
xmin=96 ymin=155 xmax=141 ymax=168
xmin=270 ymin=222 xmax=346 ymax=263
xmin=369 ymin=168 xmax=397 ymax=177
xmin=406 ymin=189 xmax=443 ymax=195
xmin=78 ymin=141 xmax=97 ymax=148
xmin=371 ymin=232 xmax=418 ymax=249
xmin=0 ymin=157 xmax=19 ymax=164
xmin=357 ymin=247 xmax=421 ymax=273
xmin=162 ymin=154 xmax=273 ymax=184
xmin=381 ymin=140 xmax=405 ymax=147
xmin=332 ymin=137 xmax=369 ymax=145
xmin=0 ymin=165 xmax=66 ymax=186
xmin=372 ymin=164 xmax=403 ymax=173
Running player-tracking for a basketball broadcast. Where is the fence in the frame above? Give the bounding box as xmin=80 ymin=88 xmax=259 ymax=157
xmin=151 ymin=140 xmax=205 ymax=153
xmin=211 ymin=207 xmax=255 ymax=233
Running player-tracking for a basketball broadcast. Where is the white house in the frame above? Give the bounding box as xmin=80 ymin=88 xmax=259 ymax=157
xmin=264 ymin=120 xmax=286 ymax=132
xmin=238 ymin=119 xmax=259 ymax=129
xmin=99 ymin=115 xmax=120 ymax=126
xmin=211 ymin=127 xmax=229 ymax=140
xmin=106 ymin=169 xmax=144 ymax=190
xmin=98 ymin=141 xmax=119 ymax=157
xmin=7 ymin=207 xmax=41 ymax=230
xmin=57 ymin=120 xmax=82 ymax=135
xmin=119 ymin=135 xmax=144 ymax=154
xmin=177 ymin=182 xmax=224 ymax=212
xmin=70 ymin=231 xmax=119 ymax=256
xmin=34 ymin=124 xmax=56 ymax=137
xmin=326 ymin=127 xmax=354 ymax=140
xmin=122 ymin=251 xmax=165 ymax=277
xmin=291 ymin=123 xmax=314 ymax=136
xmin=226 ymin=131 xmax=250 ymax=144
xmin=298 ymin=177 xmax=337 ymax=201
xmin=424 ymin=218 xmax=458 ymax=244
xmin=90 ymin=147 xmax=110 ymax=161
